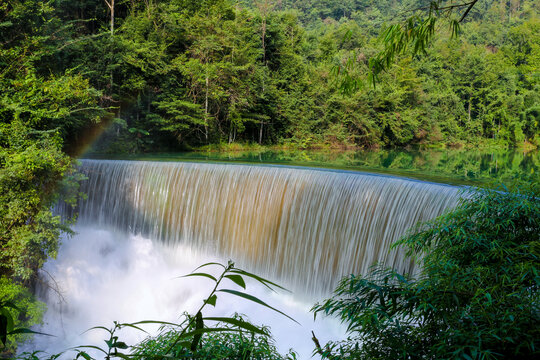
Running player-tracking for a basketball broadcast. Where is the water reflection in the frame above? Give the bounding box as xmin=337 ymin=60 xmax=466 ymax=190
xmin=86 ymin=148 xmax=539 ymax=186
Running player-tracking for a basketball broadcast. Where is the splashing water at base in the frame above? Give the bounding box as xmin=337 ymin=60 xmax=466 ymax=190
xmin=21 ymin=226 xmax=345 ymax=359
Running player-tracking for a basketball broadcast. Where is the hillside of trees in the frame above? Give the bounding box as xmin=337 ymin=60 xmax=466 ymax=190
xmin=2 ymin=0 xmax=538 ymax=155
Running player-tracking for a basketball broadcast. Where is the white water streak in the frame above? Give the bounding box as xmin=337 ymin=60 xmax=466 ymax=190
xmin=71 ymin=160 xmax=461 ymax=295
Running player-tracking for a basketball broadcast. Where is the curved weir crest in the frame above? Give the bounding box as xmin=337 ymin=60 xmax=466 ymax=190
xmin=69 ymin=159 xmax=461 ymax=295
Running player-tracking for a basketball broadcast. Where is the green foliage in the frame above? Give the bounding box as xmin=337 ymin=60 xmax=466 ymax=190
xmin=2 ymin=0 xmax=539 ymax=151
xmin=0 ymin=280 xmax=46 ymax=355
xmin=0 ymin=2 xmax=105 ymax=353
xmin=0 ymin=124 xmax=83 ymax=354
xmin=313 ymin=187 xmax=540 ymax=359
xmin=134 ymin=314 xmax=294 ymax=359
xmin=0 ymin=126 xmax=73 ymax=281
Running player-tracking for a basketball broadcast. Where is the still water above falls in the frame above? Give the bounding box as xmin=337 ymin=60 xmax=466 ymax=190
xmin=70 ymin=160 xmax=462 ymax=295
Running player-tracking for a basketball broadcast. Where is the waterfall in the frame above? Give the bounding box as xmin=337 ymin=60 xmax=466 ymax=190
xmin=69 ymin=159 xmax=461 ymax=295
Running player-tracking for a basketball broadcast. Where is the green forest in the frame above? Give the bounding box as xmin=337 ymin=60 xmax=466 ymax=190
xmin=2 ymin=0 xmax=539 ymax=154
xmin=1 ymin=0 xmax=539 ymax=358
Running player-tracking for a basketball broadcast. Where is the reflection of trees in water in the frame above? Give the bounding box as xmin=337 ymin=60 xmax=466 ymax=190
xmin=171 ymin=149 xmax=539 ymax=186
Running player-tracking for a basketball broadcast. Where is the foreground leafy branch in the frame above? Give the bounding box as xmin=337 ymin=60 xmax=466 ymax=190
xmin=16 ymin=260 xmax=296 ymax=360
xmin=336 ymin=0 xmax=481 ymax=93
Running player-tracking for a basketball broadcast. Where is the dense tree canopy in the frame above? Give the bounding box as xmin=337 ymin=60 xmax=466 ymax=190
xmin=2 ymin=0 xmax=535 ymax=152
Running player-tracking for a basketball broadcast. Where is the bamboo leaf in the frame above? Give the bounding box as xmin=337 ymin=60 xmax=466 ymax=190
xmin=192 ymin=262 xmax=226 ymax=272
xmin=131 ymin=320 xmax=180 ymax=327
xmin=180 ymin=327 xmax=246 ymax=338
xmin=74 ymin=345 xmax=108 ymax=355
xmin=8 ymin=328 xmax=54 ymax=337
xmin=118 ymin=323 xmax=148 ymax=333
xmin=180 ymin=272 xmax=217 ymax=282
xmin=217 ymin=289 xmax=298 ymax=324
xmin=205 ymin=294 xmax=217 ymax=307
xmin=112 ymin=341 xmax=129 ymax=349
xmin=82 ymin=326 xmax=111 ymax=335
xmin=224 ymin=275 xmax=246 ymax=289
xmin=190 ymin=312 xmax=204 ymax=351
xmin=229 ymin=269 xmax=289 ymax=292
xmin=113 ymin=352 xmax=131 ymax=360
xmin=203 ymin=317 xmax=267 ymax=335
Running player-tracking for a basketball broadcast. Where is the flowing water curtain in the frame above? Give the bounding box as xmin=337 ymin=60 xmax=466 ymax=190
xmin=72 ymin=160 xmax=461 ymax=295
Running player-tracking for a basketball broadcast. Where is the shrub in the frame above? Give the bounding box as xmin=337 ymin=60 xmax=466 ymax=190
xmin=134 ymin=314 xmax=295 ymax=359
xmin=313 ymin=187 xmax=540 ymax=359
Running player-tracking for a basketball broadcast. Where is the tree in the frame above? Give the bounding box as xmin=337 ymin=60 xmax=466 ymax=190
xmin=369 ymin=0 xmax=481 ymax=84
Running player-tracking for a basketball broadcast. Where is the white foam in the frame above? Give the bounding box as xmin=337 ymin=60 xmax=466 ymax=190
xmin=21 ymin=226 xmax=345 ymax=359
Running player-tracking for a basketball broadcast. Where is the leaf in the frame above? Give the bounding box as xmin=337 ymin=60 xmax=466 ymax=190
xmin=118 ymin=323 xmax=147 ymax=334
xmin=74 ymin=345 xmax=108 ymax=355
xmin=0 ymin=308 xmax=14 ymax=332
xmin=112 ymin=341 xmax=128 ymax=349
xmin=203 ymin=317 xmax=267 ymax=335
xmin=0 ymin=314 xmax=7 ymax=346
xmin=192 ymin=262 xmax=226 ymax=272
xmin=180 ymin=327 xmax=245 ymax=338
xmin=1 ymin=301 xmax=22 ymax=312
xmin=112 ymin=352 xmax=131 ymax=360
xmin=180 ymin=272 xmax=217 ymax=282
xmin=75 ymin=351 xmax=92 ymax=360
xmin=82 ymin=326 xmax=111 ymax=335
xmin=190 ymin=312 xmax=203 ymax=351
xmin=205 ymin=294 xmax=217 ymax=307
xmin=224 ymin=275 xmax=246 ymax=289
xmin=131 ymin=320 xmax=180 ymax=327
xmin=217 ymin=289 xmax=298 ymax=324
xmin=229 ymin=269 xmax=289 ymax=292
xmin=8 ymin=328 xmax=54 ymax=337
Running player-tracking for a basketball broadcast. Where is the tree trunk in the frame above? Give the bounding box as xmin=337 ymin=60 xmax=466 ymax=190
xmin=204 ymin=73 xmax=209 ymax=142
xmin=262 ymin=18 xmax=266 ymax=65
xmin=105 ymin=0 xmax=115 ymax=94
xmin=105 ymin=0 xmax=115 ymax=36
xmin=110 ymin=0 xmax=115 ymax=35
